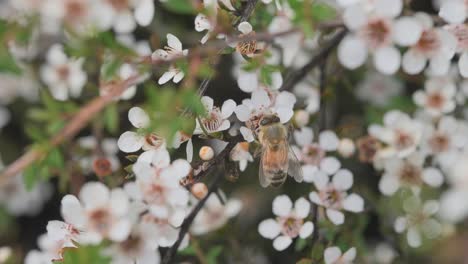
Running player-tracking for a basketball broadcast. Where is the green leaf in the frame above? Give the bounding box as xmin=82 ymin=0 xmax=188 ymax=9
xmin=0 ymin=47 xmax=21 ymax=75
xmin=311 ymin=2 xmax=336 ymax=21
xmin=23 ymin=163 xmax=38 ymax=191
xmin=163 ymin=0 xmax=196 ymax=14
xmin=104 ymin=104 xmax=119 ymax=134
xmin=178 ymin=245 xmax=196 ymax=256
xmin=295 ymin=238 xmax=307 ymax=252
xmin=47 ymin=148 xmax=65 ymax=169
xmin=206 ymin=245 xmax=223 ymax=264
xmin=58 ymin=245 xmax=111 ymax=264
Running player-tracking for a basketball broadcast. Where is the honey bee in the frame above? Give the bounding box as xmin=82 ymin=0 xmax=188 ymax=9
xmin=257 ymin=114 xmax=303 ymax=188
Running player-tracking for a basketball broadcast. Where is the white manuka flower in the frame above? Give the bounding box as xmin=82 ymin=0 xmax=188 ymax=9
xmin=258 ymin=195 xmax=314 ymax=251
xmin=369 ymin=110 xmax=423 ymax=159
xmin=235 ymin=65 xmax=283 ymax=93
xmin=124 ymin=148 xmax=191 ymax=227
xmin=378 ymin=153 xmax=443 ymax=196
xmin=421 ymin=116 xmax=468 ymax=168
xmin=60 ymin=182 xmax=132 ymax=244
xmin=394 ymin=196 xmax=442 ymax=248
xmin=100 ymin=63 xmax=147 ymax=101
xmin=338 ymin=0 xmax=411 ymax=74
xmin=40 ymin=44 xmax=87 ymax=101
xmin=268 ymin=15 xmax=303 ymax=67
xmin=401 ymin=13 xmax=457 ymax=75
xmin=78 ymin=136 xmax=120 ymax=176
xmin=40 ymin=0 xmax=95 ymax=34
xmin=194 ymin=0 xmax=235 ymax=43
xmin=293 ymin=127 xmax=341 ymax=183
xmin=356 ymin=72 xmax=403 ymax=107
xmin=151 ymin=34 xmax=188 ymax=85
xmin=93 ymin=0 xmax=154 ymax=33
xmin=309 ymin=168 xmax=364 ymax=225
xmin=191 ymin=194 xmax=242 ymax=235
xmin=413 ymin=77 xmax=456 ymax=117
xmin=0 ymin=159 xmax=52 ymax=216
xmin=230 ymin=142 xmax=254 ymax=171
xmin=439 ymin=0 xmax=468 ymax=24
xmin=235 ymin=89 xmax=296 ymax=142
xmin=117 ymin=107 xmax=166 ymax=153
xmin=445 ymin=24 xmax=468 ymax=77
xmin=324 ymin=246 xmax=357 ymax=264
xmin=104 ymin=222 xmax=160 ymax=264
xmin=194 ymin=96 xmax=236 ymax=134
xmin=25 ymin=221 xmax=80 ymax=263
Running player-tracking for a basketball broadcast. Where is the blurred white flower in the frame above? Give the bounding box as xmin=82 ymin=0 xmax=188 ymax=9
xmin=117 ymin=107 xmax=166 ymax=153
xmin=230 ymin=142 xmax=254 ymax=171
xmin=394 ymin=196 xmax=442 ymax=248
xmin=124 ymin=148 xmax=191 ymax=227
xmin=356 ymin=72 xmax=403 ymax=107
xmin=60 ymin=182 xmax=132 ymax=244
xmin=324 ymin=246 xmax=356 ymax=264
xmin=258 ymin=195 xmax=314 ymax=251
xmin=309 ymin=168 xmax=364 ymax=225
xmin=268 ymin=15 xmax=303 ymax=67
xmin=439 ymin=0 xmax=468 ymax=24
xmin=93 ymin=0 xmax=154 ymax=33
xmin=191 ymin=194 xmax=242 ymax=235
xmin=379 ymin=153 xmax=443 ymax=196
xmin=292 ymin=127 xmax=340 ymax=182
xmin=40 ymin=44 xmax=87 ymax=101
xmin=369 ymin=110 xmax=423 ymax=158
xmin=401 ymin=13 xmax=456 ymax=75
xmin=77 ymin=136 xmax=120 ymax=176
xmin=413 ymin=77 xmax=456 ymax=117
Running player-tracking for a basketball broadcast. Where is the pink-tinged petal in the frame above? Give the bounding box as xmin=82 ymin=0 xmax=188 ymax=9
xmin=79 ymin=182 xmax=110 ymax=210
xmin=128 ymin=107 xmax=150 ymax=128
xmin=173 ymin=71 xmax=185 ymax=83
xmin=332 ymin=169 xmax=354 ymax=190
xmin=374 ymin=46 xmax=401 ymax=75
xmin=158 ymin=70 xmax=176 ymax=85
xmin=134 ymin=0 xmax=154 ymax=26
xmin=240 ymin=126 xmax=255 ymax=142
xmin=342 ymin=247 xmax=357 ymax=262
xmin=258 ymin=219 xmax=281 ymax=239
xmin=343 ymin=193 xmax=364 ymax=212
xmin=324 ymin=246 xmax=342 ymax=264
xmin=439 ymin=1 xmax=467 ymax=24
xmin=402 ymin=50 xmax=426 ymax=74
xmin=379 ymin=175 xmax=400 ymax=196
xmin=272 ymin=195 xmax=293 ymax=217
xmin=221 ymin=99 xmax=236 ymax=119
xmin=61 ymin=195 xmax=85 ymax=227
xmin=117 ymin=131 xmax=144 ymax=153
xmin=294 ymin=197 xmax=310 ymax=218
xmin=273 ymin=236 xmax=292 ymax=251
xmin=238 ymin=21 xmax=252 ymax=34
xmin=393 ymin=17 xmax=423 ymax=46
xmin=167 ymin=34 xmax=183 ymax=52
xmin=235 ymin=105 xmax=251 ymax=122
xmin=252 ymin=89 xmax=271 ymax=110
xmin=201 ymin=96 xmax=214 ymax=111
xmin=309 ymin=191 xmax=323 ymax=206
xmin=326 ymin=209 xmax=345 ymax=225
xmin=237 ymin=71 xmax=259 ymax=92
xmin=151 ymin=148 xmax=171 ymax=168
xmin=108 ymin=219 xmax=131 ymax=242
xmin=109 ymin=189 xmax=129 ymax=216
xmin=374 ymin=0 xmax=403 ymax=18
xmin=338 ymin=36 xmax=367 ymax=69
xmin=299 ymin=221 xmax=314 ymax=238
xmin=422 ymin=167 xmax=444 ymax=187
xmin=294 ymin=127 xmax=314 ymax=147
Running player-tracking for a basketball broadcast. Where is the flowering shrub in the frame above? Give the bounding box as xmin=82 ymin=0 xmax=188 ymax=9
xmin=1 ymin=0 xmax=468 ymax=263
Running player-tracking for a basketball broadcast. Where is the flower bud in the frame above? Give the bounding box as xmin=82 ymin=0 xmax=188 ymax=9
xmin=199 ymin=146 xmax=214 ymax=161
xmin=338 ymin=138 xmax=355 ymax=158
xmin=191 ymin=183 xmax=208 ymax=199
xmin=294 ymin=110 xmax=310 ymax=128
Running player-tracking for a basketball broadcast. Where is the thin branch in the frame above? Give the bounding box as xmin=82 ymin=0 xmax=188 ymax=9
xmin=0 ymin=75 xmax=143 ymax=185
xmin=161 ymin=139 xmax=240 ymax=264
xmin=280 ymin=28 xmax=347 ymax=92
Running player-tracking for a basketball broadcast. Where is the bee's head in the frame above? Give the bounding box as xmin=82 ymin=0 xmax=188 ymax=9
xmin=259 ymin=114 xmax=280 ymax=126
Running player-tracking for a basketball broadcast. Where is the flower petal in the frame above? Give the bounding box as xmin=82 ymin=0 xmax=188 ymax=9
xmin=273 ymin=195 xmax=293 ymax=217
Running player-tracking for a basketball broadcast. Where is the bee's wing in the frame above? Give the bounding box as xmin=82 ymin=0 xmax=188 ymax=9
xmin=259 ymin=151 xmax=271 ymax=188
xmin=288 ymin=144 xmax=303 ymax=183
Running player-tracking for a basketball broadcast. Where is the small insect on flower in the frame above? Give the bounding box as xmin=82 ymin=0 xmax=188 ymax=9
xmin=257 ymin=114 xmax=303 ymax=187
